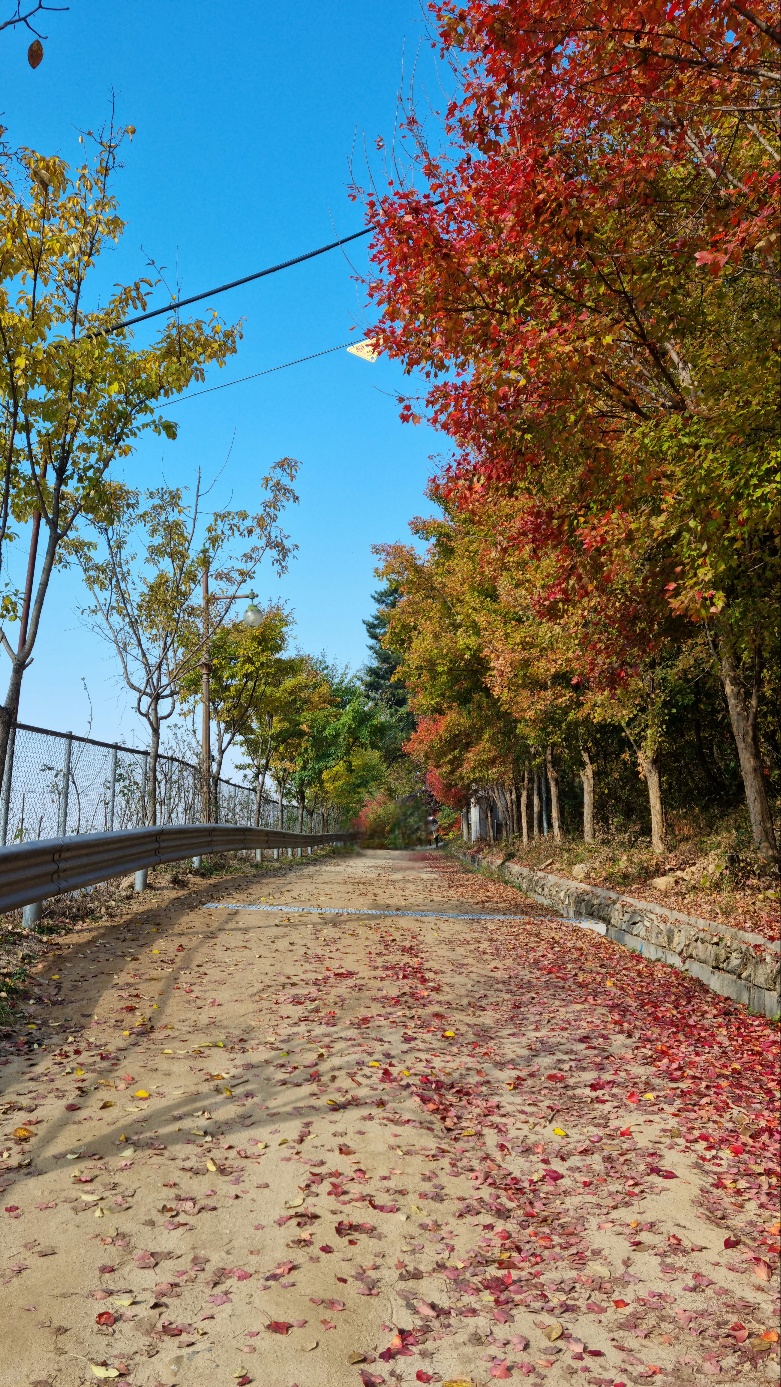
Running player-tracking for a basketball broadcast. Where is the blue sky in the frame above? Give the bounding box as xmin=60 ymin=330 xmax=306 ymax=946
xmin=3 ymin=0 xmax=447 ymax=749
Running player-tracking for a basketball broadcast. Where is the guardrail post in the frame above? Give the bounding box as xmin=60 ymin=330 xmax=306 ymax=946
xmin=134 ymin=869 xmax=148 ymax=892
xmin=255 ymin=848 xmax=263 ymax=863
xmin=58 ymin=733 xmax=73 ymax=836
xmin=23 ymin=900 xmax=42 ymax=928
xmin=0 ymin=722 xmax=16 ymax=847
xmin=192 ymin=855 xmax=203 ymax=869
xmin=108 ymin=744 xmax=118 ymax=831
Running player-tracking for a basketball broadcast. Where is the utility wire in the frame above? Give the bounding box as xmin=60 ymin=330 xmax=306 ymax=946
xmin=166 ymin=341 xmax=357 ymax=405
xmin=93 ymin=226 xmax=373 ymax=338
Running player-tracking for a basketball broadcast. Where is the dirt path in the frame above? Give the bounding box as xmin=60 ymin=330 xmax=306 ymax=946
xmin=0 ymin=849 xmax=778 ymax=1387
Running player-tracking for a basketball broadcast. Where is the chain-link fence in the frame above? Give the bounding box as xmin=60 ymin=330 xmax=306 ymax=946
xmin=0 ymin=722 xmax=316 ymax=846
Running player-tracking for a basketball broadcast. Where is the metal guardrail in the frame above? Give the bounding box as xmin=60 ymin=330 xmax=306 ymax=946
xmin=0 ymin=824 xmax=354 ymax=916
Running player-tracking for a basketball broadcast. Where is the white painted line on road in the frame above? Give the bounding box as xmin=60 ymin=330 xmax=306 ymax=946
xmin=205 ymin=902 xmax=525 ymax=920
xmin=204 ymin=902 xmax=607 ymax=928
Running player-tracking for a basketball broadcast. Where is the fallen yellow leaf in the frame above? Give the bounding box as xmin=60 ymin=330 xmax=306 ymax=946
xmin=206 ymin=1158 xmax=218 ymax=1172
xmin=544 ymin=1320 xmax=564 ymax=1342
xmin=285 ymin=1195 xmax=304 ymax=1209
xmin=443 ymin=1030 xmax=455 ymax=1037
xmin=90 ymin=1369 xmax=120 ymax=1380
xmin=13 ymin=1127 xmax=32 ymax=1141
xmin=553 ymin=1127 xmax=568 ymax=1137
xmin=133 ymin=1089 xmax=150 ymax=1099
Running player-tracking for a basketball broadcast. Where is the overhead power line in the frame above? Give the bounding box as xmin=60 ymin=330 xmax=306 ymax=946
xmin=93 ymin=225 xmax=373 ymax=338
xmin=167 ymin=341 xmax=359 ymax=405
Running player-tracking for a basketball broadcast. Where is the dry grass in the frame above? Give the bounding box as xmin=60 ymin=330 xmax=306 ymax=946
xmin=456 ymin=808 xmax=780 ymax=942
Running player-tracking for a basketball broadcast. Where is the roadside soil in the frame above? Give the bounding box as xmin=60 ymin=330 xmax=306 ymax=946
xmin=460 ymin=834 xmax=780 ymax=944
xmin=0 ymin=848 xmax=778 ymax=1387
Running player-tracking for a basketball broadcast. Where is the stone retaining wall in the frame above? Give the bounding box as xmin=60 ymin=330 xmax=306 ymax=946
xmin=452 ymin=847 xmax=780 ymax=1019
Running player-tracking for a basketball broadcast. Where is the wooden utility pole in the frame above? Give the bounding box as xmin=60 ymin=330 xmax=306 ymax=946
xmin=199 ymin=559 xmax=260 ymax=825
xmin=201 ymin=559 xmax=212 ymax=823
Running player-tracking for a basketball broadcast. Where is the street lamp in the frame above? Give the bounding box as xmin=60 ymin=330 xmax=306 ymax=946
xmin=242 ymin=591 xmax=264 ymax=627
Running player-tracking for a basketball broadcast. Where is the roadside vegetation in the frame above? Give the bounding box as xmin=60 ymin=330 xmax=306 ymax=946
xmin=351 ymin=0 xmax=780 ymax=911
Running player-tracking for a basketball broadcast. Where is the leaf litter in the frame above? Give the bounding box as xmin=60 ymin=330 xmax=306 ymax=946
xmin=0 ymin=848 xmax=777 ymax=1385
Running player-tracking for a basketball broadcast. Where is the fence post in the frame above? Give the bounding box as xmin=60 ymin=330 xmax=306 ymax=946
xmin=23 ymin=900 xmax=42 ymax=928
xmin=0 ymin=722 xmax=16 ymax=847
xmin=58 ymin=733 xmax=73 ymax=837
xmin=108 ymin=745 xmax=118 ymax=832
xmin=134 ymin=869 xmax=148 ymax=892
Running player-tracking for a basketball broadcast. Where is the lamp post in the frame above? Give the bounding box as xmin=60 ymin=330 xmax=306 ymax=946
xmin=200 ymin=557 xmax=262 ymax=823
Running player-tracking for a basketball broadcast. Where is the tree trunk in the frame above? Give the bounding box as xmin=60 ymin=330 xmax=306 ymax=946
xmin=520 ymin=767 xmax=529 ymax=846
xmin=487 ymin=795 xmax=495 ymax=844
xmin=297 ymin=797 xmax=305 ymax=834
xmin=278 ymin=783 xmax=284 ymax=829
xmin=719 ymin=640 xmax=778 ymax=859
xmin=580 ymin=747 xmax=595 ymax=842
xmin=639 ymin=748 xmax=666 ymax=855
xmin=254 ymin=749 xmax=272 ymax=827
xmin=540 ymin=766 xmax=549 ymax=836
xmin=545 ymin=745 xmax=562 ymax=841
xmin=147 ymin=713 xmax=160 ymax=826
xmin=0 ymin=514 xmax=43 ymax=791
xmin=508 ymin=782 xmax=518 ymax=838
xmin=0 ymin=658 xmax=25 ymax=795
xmin=532 ymin=768 xmax=540 ymax=840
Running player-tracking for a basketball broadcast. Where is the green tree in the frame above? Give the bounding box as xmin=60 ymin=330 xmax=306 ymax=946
xmin=0 ymin=118 xmax=239 ymax=788
xmin=79 ymin=460 xmax=298 ymax=823
xmin=183 ymin=605 xmax=289 ymax=812
xmin=363 ymin=581 xmax=414 ymax=748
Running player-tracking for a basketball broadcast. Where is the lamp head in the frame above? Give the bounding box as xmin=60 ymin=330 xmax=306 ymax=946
xmin=243 ymin=591 xmax=264 ymax=628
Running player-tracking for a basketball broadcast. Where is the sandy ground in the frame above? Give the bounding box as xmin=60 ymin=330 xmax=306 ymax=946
xmin=0 ymin=848 xmax=778 ymax=1387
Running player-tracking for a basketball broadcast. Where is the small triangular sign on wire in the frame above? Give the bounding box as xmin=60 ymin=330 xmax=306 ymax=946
xmin=346 ymin=338 xmax=380 ymax=362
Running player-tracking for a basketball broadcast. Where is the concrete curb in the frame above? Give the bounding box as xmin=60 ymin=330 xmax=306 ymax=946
xmin=451 ymin=847 xmax=780 ymax=1019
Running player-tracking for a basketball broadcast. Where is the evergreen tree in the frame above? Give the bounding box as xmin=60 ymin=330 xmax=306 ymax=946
xmin=362 ymin=582 xmax=415 ymax=750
